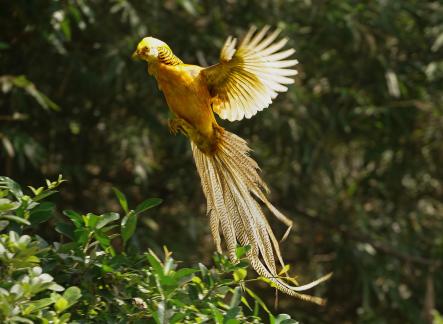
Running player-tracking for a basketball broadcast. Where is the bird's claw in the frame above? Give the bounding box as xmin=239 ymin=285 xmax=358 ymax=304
xmin=168 ymin=118 xmax=187 ymax=136
xmin=168 ymin=119 xmax=178 ymax=135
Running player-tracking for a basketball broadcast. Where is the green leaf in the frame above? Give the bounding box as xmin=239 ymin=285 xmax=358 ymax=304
xmin=121 ymin=210 xmax=137 ymax=245
xmin=135 ymin=198 xmax=162 ymax=215
xmin=24 ymin=298 xmax=54 ymax=314
xmin=210 ymin=304 xmax=224 ymax=324
xmin=8 ymin=316 xmax=33 ymax=324
xmin=278 ymin=264 xmax=291 ymax=276
xmin=0 ymin=176 xmax=23 ymax=198
xmin=170 ymin=312 xmax=186 ymax=324
xmin=229 ymin=287 xmax=242 ymax=308
xmin=49 ymin=282 xmax=65 ymax=292
xmin=96 ymin=212 xmax=119 ymax=229
xmin=433 ymin=310 xmax=443 ymax=324
xmin=245 ymin=288 xmax=271 ymax=314
xmin=28 ymin=186 xmax=44 ymax=196
xmin=63 ymin=210 xmax=82 ymax=228
xmin=74 ymin=228 xmax=89 ymax=245
xmin=55 ymin=297 xmax=69 ymax=313
xmin=1 ymin=214 xmax=30 ymax=225
xmin=225 ymin=306 xmax=241 ymax=321
xmin=0 ymin=220 xmax=9 ymax=231
xmin=100 ymin=264 xmax=114 ymax=273
xmin=63 ymin=286 xmax=82 ymax=308
xmin=233 ymin=268 xmax=247 ymax=282
xmin=59 ymin=313 xmax=71 ymax=322
xmin=13 ymin=75 xmax=59 ymax=111
xmin=29 ymin=202 xmax=54 ymax=225
xmin=273 ymin=314 xmax=298 ymax=324
xmin=55 ymin=222 xmax=75 ymax=240
xmin=253 ymin=300 xmax=260 ymax=317
xmin=34 ymin=190 xmax=58 ymax=201
xmin=94 ymin=230 xmax=111 ymax=249
xmin=146 ymin=252 xmax=164 ymax=276
xmin=101 ymin=224 xmax=119 ymax=233
xmin=225 ymin=319 xmax=240 ymax=324
xmin=159 ymin=275 xmax=177 ymax=287
xmin=112 ymin=187 xmax=128 ymax=213
xmin=199 ymin=262 xmax=209 ymax=277
xmin=0 ymin=189 xmax=7 ymax=198
xmin=241 ymin=296 xmax=252 ymax=311
xmin=0 ymin=198 xmax=19 ymax=211
xmin=235 ymin=245 xmax=251 ymax=259
xmin=85 ymin=213 xmax=99 ymax=228
xmin=173 ymin=268 xmax=197 ymax=280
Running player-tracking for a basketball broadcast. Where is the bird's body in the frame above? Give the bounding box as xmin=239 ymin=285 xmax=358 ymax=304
xmin=149 ymin=62 xmax=219 ymax=153
xmin=134 ymin=27 xmax=331 ymax=304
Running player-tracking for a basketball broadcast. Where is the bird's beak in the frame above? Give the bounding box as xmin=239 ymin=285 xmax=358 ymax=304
xmin=132 ymin=50 xmax=140 ymax=60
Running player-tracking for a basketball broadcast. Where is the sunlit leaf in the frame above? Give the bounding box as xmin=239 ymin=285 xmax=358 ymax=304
xmin=63 ymin=210 xmax=82 ymax=228
xmin=96 ymin=212 xmax=119 ymax=229
xmin=121 ymin=210 xmax=137 ymax=245
xmin=233 ymin=268 xmax=247 ymax=282
xmin=112 ymin=187 xmax=128 ymax=214
xmin=134 ymin=198 xmax=162 ymax=215
xmin=1 ymin=214 xmax=30 ymax=225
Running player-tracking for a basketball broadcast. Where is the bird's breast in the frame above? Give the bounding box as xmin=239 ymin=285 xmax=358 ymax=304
xmin=156 ymin=64 xmax=216 ymax=139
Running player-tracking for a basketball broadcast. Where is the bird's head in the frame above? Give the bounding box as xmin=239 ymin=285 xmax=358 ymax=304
xmin=132 ymin=37 xmax=170 ymax=63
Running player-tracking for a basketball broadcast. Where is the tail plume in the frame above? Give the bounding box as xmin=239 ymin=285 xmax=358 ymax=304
xmin=192 ymin=128 xmax=331 ymax=305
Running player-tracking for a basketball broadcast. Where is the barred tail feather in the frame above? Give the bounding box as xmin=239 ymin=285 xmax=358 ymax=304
xmin=191 ymin=129 xmax=331 ymax=305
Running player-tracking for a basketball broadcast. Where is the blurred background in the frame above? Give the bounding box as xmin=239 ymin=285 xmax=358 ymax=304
xmin=1 ymin=0 xmax=442 ymax=322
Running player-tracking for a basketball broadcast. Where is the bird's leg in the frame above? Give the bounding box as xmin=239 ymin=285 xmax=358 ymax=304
xmin=168 ymin=117 xmax=216 ymax=154
xmin=168 ymin=117 xmax=200 ymax=140
xmin=168 ymin=117 xmax=193 ymax=136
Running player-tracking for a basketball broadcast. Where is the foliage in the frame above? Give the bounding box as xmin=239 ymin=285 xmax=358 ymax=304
xmin=0 ymin=176 xmax=297 ymax=323
xmin=1 ymin=0 xmax=442 ymax=322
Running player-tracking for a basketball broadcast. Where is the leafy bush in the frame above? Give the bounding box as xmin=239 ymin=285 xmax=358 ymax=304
xmin=0 ymin=176 xmax=297 ymax=323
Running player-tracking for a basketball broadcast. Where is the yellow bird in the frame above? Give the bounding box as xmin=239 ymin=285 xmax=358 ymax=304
xmin=133 ymin=26 xmax=331 ymax=305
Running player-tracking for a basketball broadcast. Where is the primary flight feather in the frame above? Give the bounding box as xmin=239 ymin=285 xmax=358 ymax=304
xmin=133 ymin=26 xmax=331 ymax=305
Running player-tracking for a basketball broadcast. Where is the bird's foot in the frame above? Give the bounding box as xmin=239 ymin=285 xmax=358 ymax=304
xmin=168 ymin=117 xmax=192 ymax=136
xmin=168 ymin=118 xmax=183 ymax=135
xmin=168 ymin=117 xmax=218 ymax=154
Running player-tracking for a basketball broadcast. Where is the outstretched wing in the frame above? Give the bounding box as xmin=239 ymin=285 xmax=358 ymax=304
xmin=202 ymin=26 xmax=298 ymax=122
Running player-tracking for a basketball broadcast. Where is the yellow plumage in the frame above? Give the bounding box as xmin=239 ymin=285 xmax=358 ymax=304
xmin=134 ymin=26 xmax=331 ymax=305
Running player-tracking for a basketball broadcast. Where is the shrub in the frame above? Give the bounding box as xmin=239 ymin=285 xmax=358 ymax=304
xmin=0 ymin=176 xmax=297 ymax=323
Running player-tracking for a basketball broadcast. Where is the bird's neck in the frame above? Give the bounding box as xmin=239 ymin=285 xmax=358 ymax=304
xmin=158 ymin=46 xmax=183 ymax=66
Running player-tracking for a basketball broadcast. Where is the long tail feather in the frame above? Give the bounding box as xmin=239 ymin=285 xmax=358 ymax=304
xmin=192 ymin=128 xmax=330 ymax=305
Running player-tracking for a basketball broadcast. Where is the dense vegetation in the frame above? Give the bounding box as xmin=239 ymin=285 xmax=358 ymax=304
xmin=1 ymin=0 xmax=442 ymax=323
xmin=0 ymin=176 xmax=297 ymax=323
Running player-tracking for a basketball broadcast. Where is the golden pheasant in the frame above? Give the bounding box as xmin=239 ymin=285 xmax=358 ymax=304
xmin=133 ymin=26 xmax=331 ymax=305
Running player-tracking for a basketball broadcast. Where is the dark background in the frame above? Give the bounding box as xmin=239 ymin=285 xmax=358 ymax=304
xmin=1 ymin=1 xmax=442 ymax=322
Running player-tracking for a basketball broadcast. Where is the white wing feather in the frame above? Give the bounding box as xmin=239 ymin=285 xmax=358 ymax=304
xmin=203 ymin=26 xmax=298 ymax=121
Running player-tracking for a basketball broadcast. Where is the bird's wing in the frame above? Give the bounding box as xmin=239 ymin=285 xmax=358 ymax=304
xmin=201 ymin=26 xmax=298 ymax=122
